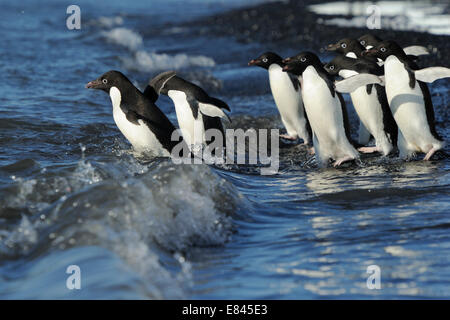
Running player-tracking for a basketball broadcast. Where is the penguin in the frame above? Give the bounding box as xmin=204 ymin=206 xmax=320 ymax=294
xmin=358 ymin=34 xmax=429 ymax=57
xmin=248 ymin=52 xmax=311 ymax=144
xmin=324 ymin=55 xmax=398 ymax=156
xmin=327 ymin=38 xmax=381 ymax=64
xmin=358 ymin=34 xmax=382 ymax=50
xmin=282 ymin=52 xmax=359 ymax=167
xmin=145 ymin=72 xmax=230 ymax=153
xmin=363 ymin=40 xmax=450 ymax=160
xmin=86 ymin=70 xmax=185 ymax=157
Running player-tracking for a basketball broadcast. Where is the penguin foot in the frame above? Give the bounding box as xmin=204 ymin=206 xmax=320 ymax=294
xmin=358 ymin=146 xmax=380 ymax=154
xmin=280 ymin=134 xmax=298 ymax=141
xmin=333 ymin=156 xmax=354 ymax=167
xmin=424 ymin=147 xmax=439 ymax=161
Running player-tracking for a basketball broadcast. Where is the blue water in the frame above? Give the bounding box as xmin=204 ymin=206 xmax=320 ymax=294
xmin=0 ymin=0 xmax=449 ymax=299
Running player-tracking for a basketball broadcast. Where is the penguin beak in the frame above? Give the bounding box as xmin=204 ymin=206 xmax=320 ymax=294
xmin=248 ymin=59 xmax=259 ymax=66
xmin=85 ymin=79 xmax=102 ymax=89
xmin=327 ymin=43 xmax=339 ymax=51
xmin=282 ymin=64 xmax=292 ymax=72
xmin=281 ymin=57 xmax=292 ymax=64
xmin=362 ymin=49 xmax=377 ymax=57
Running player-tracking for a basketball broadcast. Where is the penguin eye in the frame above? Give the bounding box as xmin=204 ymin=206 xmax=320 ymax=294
xmin=102 ymin=79 xmax=108 ymax=84
xmin=341 ymin=43 xmax=347 ymax=48
xmin=300 ymin=57 xmax=306 ymax=62
xmin=262 ymin=58 xmax=268 ymax=63
xmin=329 ymin=65 xmax=335 ymax=70
xmin=360 ymin=40 xmax=365 ymax=45
xmin=380 ymin=47 xmax=386 ymax=52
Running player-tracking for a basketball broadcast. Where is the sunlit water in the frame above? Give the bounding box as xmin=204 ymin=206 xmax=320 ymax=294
xmin=0 ymin=0 xmax=449 ymax=299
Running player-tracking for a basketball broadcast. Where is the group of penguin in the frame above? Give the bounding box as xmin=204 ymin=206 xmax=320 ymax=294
xmin=86 ymin=33 xmax=450 ymax=168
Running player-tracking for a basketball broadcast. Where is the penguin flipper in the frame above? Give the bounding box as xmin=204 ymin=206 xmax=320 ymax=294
xmin=126 ymin=110 xmax=140 ymax=125
xmin=201 ymin=96 xmax=231 ymax=112
xmin=414 ymin=67 xmax=450 ymax=83
xmin=335 ymin=73 xmax=382 ymax=93
xmin=199 ymin=103 xmax=231 ymax=123
xmin=403 ymin=45 xmax=429 ymax=57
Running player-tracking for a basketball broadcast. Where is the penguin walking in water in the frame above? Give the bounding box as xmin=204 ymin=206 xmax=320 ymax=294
xmin=282 ymin=52 xmax=360 ymax=167
xmin=86 ymin=70 xmax=186 ymax=157
xmin=327 ymin=38 xmax=384 ymax=141
xmin=145 ymin=72 xmax=230 ymax=154
xmin=358 ymin=34 xmax=429 ymax=57
xmin=364 ymin=40 xmax=450 ymax=160
xmin=248 ymin=52 xmax=311 ymax=144
xmin=324 ymin=55 xmax=398 ymax=156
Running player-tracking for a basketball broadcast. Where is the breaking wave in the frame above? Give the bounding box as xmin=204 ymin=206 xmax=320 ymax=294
xmin=122 ymin=50 xmax=216 ymax=72
xmin=101 ymin=27 xmax=143 ymax=51
xmin=100 ymin=26 xmax=215 ymax=71
xmin=0 ymin=156 xmax=244 ymax=299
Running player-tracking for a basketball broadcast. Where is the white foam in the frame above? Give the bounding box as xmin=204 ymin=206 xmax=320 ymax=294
xmin=122 ymin=50 xmax=215 ymax=72
xmin=101 ymin=28 xmax=143 ymax=51
xmin=0 ymin=216 xmax=38 ymax=255
xmin=100 ymin=25 xmax=215 ymax=71
xmin=97 ymin=16 xmax=124 ymax=28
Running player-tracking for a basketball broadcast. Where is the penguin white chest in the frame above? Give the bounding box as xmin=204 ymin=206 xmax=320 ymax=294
xmin=268 ymin=64 xmax=307 ymax=139
xmin=168 ymin=90 xmax=205 ymax=148
xmin=301 ymin=66 xmax=358 ymax=163
xmin=301 ymin=66 xmax=342 ymax=142
xmin=109 ymin=87 xmax=167 ymax=156
xmin=384 ymin=56 xmax=437 ymax=152
xmin=340 ymin=70 xmax=385 ymax=140
xmin=268 ymin=64 xmax=302 ymax=116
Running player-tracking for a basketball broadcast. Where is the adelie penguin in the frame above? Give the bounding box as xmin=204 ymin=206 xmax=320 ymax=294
xmin=328 ymin=38 xmax=374 ymax=60
xmin=145 ymin=72 xmax=231 ymax=154
xmin=282 ymin=52 xmax=361 ymax=167
xmin=328 ymin=37 xmax=429 ymax=67
xmin=248 ymin=52 xmax=311 ymax=144
xmin=324 ymin=55 xmax=398 ymax=156
xmin=86 ymin=70 xmax=186 ymax=157
xmin=327 ymin=38 xmax=382 ymax=66
xmin=364 ymin=40 xmax=450 ymax=160
xmin=358 ymin=34 xmax=429 ymax=57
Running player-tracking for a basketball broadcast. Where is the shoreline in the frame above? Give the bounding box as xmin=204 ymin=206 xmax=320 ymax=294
xmin=187 ymin=0 xmax=450 ymax=67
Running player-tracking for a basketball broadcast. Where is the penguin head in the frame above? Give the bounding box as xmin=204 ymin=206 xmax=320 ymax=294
xmin=363 ymin=40 xmax=405 ymax=61
xmin=324 ymin=55 xmax=353 ymax=76
xmin=248 ymin=52 xmax=283 ymax=69
xmin=148 ymin=71 xmax=177 ymax=96
xmin=85 ymin=70 xmax=131 ymax=93
xmin=327 ymin=38 xmax=364 ymax=56
xmin=281 ymin=52 xmax=323 ymax=76
xmin=358 ymin=34 xmax=382 ymax=49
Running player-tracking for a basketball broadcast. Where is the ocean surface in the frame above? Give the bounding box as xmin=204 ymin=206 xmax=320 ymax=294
xmin=0 ymin=0 xmax=449 ymax=299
